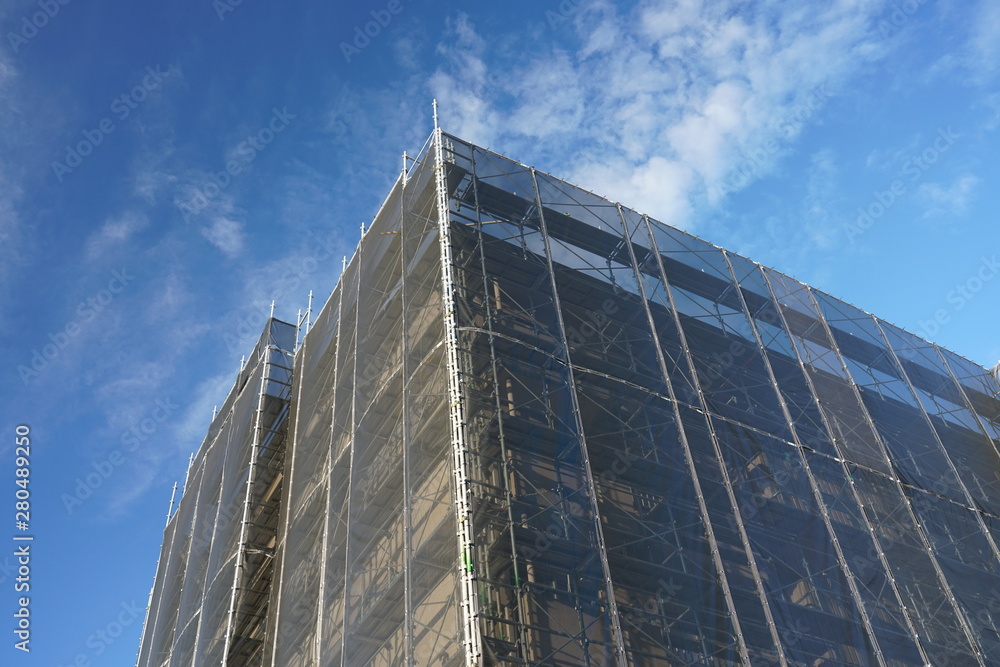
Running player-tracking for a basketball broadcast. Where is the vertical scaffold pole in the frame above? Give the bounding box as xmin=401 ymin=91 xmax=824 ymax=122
xmin=466 ymin=147 xmax=532 ymax=659
xmin=166 ymin=481 xmax=178 ymax=523
xmin=758 ymin=269 xmax=933 ymax=665
xmin=798 ymin=280 xmax=985 ymax=665
xmin=223 ymin=327 xmax=274 ymax=665
xmin=306 ymin=290 xmax=314 ymax=333
xmin=432 ymin=100 xmax=484 ymax=667
xmin=339 ymin=245 xmax=360 ymax=667
xmin=872 ymin=317 xmax=995 ymax=661
xmin=720 ymin=250 xmax=890 ymax=667
xmin=183 ymin=454 xmax=194 ymax=495
xmin=640 ymin=214 xmax=788 ymax=667
xmin=294 ymin=310 xmax=302 ymax=351
xmin=614 ymin=205 xmax=753 ymax=666
xmin=134 ymin=482 xmax=181 ymax=667
xmin=528 ymin=172 xmax=628 ymax=667
xmin=399 ymin=166 xmax=415 ymax=666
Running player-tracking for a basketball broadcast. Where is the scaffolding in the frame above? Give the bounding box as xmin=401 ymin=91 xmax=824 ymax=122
xmin=137 ymin=130 xmax=1000 ymax=666
xmin=136 ymin=319 xmax=295 ymax=667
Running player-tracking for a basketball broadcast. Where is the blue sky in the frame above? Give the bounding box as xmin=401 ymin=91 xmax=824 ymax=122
xmin=1 ymin=0 xmax=999 ymax=663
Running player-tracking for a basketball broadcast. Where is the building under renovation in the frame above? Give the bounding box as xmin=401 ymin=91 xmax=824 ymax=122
xmin=137 ymin=126 xmax=1000 ymax=666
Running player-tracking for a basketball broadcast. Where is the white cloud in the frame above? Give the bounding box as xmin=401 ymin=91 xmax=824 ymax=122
xmin=506 ymin=52 xmax=586 ymax=138
xmin=917 ymin=174 xmax=979 ymax=219
xmin=145 ymin=269 xmax=192 ymax=322
xmin=923 ymin=0 xmax=1000 ymax=87
xmin=430 ymin=0 xmax=888 ymax=228
xmin=0 ymin=168 xmax=24 ymax=312
xmin=200 ymin=217 xmax=245 ymax=258
xmin=392 ymin=35 xmax=422 ymax=70
xmin=967 ymin=0 xmax=1000 ymax=81
xmin=85 ymin=212 xmax=149 ymax=261
xmin=428 ymin=13 xmax=502 ymax=147
xmin=133 ymin=162 xmax=178 ymax=203
xmin=0 ymin=49 xmax=28 ymax=325
xmin=102 ymin=460 xmax=160 ymax=519
xmin=803 ymin=149 xmax=841 ymax=249
xmin=725 ymin=149 xmax=843 ymax=281
xmin=175 ymin=370 xmax=238 ymax=444
xmin=575 ymin=156 xmax=694 ymax=225
xmin=98 ymin=361 xmax=176 ymax=431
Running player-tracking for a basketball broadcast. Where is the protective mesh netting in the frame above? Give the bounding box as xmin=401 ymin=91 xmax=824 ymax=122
xmin=138 ymin=132 xmax=1000 ymax=667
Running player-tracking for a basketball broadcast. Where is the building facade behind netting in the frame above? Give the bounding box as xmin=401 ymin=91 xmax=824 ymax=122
xmin=137 ymin=129 xmax=1000 ymax=667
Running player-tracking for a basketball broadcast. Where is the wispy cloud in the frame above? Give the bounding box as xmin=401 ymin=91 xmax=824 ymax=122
xmin=967 ymin=0 xmax=1000 ymax=82
xmin=428 ymin=14 xmax=501 ymax=148
xmin=0 ymin=49 xmax=31 ymax=329
xmin=143 ymin=268 xmax=195 ymax=324
xmin=97 ymin=362 xmax=176 ymax=431
xmin=430 ymin=1 xmax=888 ymax=229
xmin=85 ymin=212 xmax=149 ymax=261
xmin=918 ymin=174 xmax=979 ymax=220
xmin=803 ymin=149 xmax=842 ymax=249
xmin=726 ymin=148 xmax=844 ymax=284
xmin=200 ymin=216 xmax=245 ymax=258
xmin=923 ymin=0 xmax=1000 ymax=87
xmin=175 ymin=371 xmax=237 ymax=445
xmin=0 ymin=165 xmax=25 ymax=323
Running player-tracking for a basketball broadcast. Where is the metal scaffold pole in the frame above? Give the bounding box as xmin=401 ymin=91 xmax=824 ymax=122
xmin=466 ymin=147 xmax=532 ymax=660
xmin=134 ymin=482 xmax=181 ymax=667
xmin=801 ymin=282 xmax=986 ymax=666
xmin=875 ymin=317 xmax=1000 ymax=575
xmin=640 ymin=213 xmax=789 ymax=667
xmin=166 ymin=481 xmax=178 ymax=523
xmin=399 ymin=166 xmax=415 ymax=666
xmin=758 ymin=268 xmax=934 ymax=665
xmin=720 ymin=250 xmax=891 ymax=667
xmin=615 ymin=205 xmax=753 ymax=666
xmin=310 ymin=318 xmax=331 ymax=666
xmin=183 ymin=453 xmax=194 ymax=495
xmin=528 ymin=168 xmax=629 ymax=667
xmin=339 ymin=248 xmax=360 ymax=667
xmin=223 ymin=328 xmax=273 ymax=665
xmin=432 ymin=100 xmax=484 ymax=667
